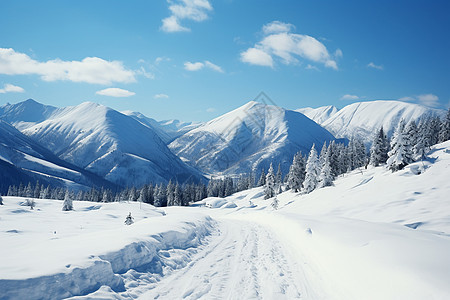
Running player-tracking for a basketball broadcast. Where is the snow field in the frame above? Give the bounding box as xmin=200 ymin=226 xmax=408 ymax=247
xmin=0 ymin=199 xmax=215 ymax=299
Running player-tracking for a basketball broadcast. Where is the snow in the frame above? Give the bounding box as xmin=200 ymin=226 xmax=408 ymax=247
xmin=299 ymin=100 xmax=445 ymax=145
xmin=1 ymin=141 xmax=450 ymax=299
xmin=169 ymin=101 xmax=335 ymax=176
xmin=19 ymin=101 xmax=202 ymax=186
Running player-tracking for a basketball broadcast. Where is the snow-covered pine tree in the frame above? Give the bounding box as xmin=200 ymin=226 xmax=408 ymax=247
xmin=258 ymin=169 xmax=266 ymax=187
xmin=439 ymin=108 xmax=450 ymax=143
xmin=387 ymin=120 xmax=413 ymax=171
xmin=404 ymin=121 xmax=418 ymax=152
xmin=303 ymin=144 xmax=320 ymax=194
xmin=166 ymin=180 xmax=175 ymax=206
xmin=369 ymin=127 xmax=389 ymax=166
xmin=0 ymin=195 xmax=3 ymax=205
xmin=124 ymin=212 xmax=134 ymax=225
xmin=271 ymin=195 xmax=279 ymax=210
xmin=318 ymin=148 xmax=334 ymax=188
xmin=276 ymin=163 xmax=283 ymax=186
xmin=62 ymin=190 xmax=73 ymax=211
xmin=286 ymin=152 xmax=305 ymax=192
xmin=264 ymin=163 xmax=276 ymax=199
xmin=174 ymin=183 xmax=183 ymax=206
xmin=128 ymin=187 xmax=138 ymax=202
xmin=319 ymin=143 xmax=328 ymax=169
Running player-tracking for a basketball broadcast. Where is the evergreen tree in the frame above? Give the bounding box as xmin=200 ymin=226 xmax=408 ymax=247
xmin=124 ymin=212 xmax=134 ymax=225
xmin=276 ymin=163 xmax=283 ymax=186
xmin=370 ymin=127 xmax=389 ymax=166
xmin=286 ymin=152 xmax=305 ymax=192
xmin=439 ymin=108 xmax=450 ymax=143
xmin=318 ymin=149 xmax=334 ymax=188
xmin=257 ymin=169 xmax=266 ymax=187
xmin=271 ymin=195 xmax=279 ymax=210
xmin=62 ymin=190 xmax=73 ymax=211
xmin=174 ymin=183 xmax=183 ymax=206
xmin=33 ymin=181 xmax=41 ymax=198
xmin=166 ymin=180 xmax=175 ymax=206
xmin=264 ymin=163 xmax=276 ymax=199
xmin=0 ymin=195 xmax=3 ymax=205
xmin=303 ymin=144 xmax=320 ymax=194
xmin=387 ymin=120 xmax=413 ymax=171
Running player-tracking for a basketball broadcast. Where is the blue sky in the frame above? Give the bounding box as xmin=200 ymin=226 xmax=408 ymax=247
xmin=0 ymin=0 xmax=449 ymax=122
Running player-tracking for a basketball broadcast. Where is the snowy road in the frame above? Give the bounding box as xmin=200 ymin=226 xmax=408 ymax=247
xmin=139 ymin=218 xmax=304 ymax=300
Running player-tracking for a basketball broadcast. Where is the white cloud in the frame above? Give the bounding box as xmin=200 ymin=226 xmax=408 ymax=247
xmin=398 ymin=94 xmax=440 ymax=107
xmin=161 ymin=0 xmax=212 ymax=33
xmin=240 ymin=48 xmax=274 ymax=67
xmin=240 ymin=22 xmax=339 ymax=70
xmin=367 ymin=62 xmax=383 ymax=70
xmin=417 ymin=93 xmax=439 ymax=107
xmin=0 ymin=83 xmax=25 ymax=93
xmin=0 ymin=48 xmax=135 ymax=85
xmin=206 ymin=107 xmax=216 ymax=112
xmin=184 ymin=60 xmax=224 ymax=72
xmin=262 ymin=21 xmax=295 ymax=35
xmin=340 ymin=94 xmax=360 ymax=101
xmin=335 ymin=49 xmax=343 ymax=59
xmin=305 ymin=64 xmax=319 ymax=71
xmin=136 ymin=66 xmax=155 ymax=79
xmin=154 ymin=93 xmax=169 ymax=99
xmin=155 ymin=56 xmax=171 ymax=64
xmin=96 ymin=88 xmax=135 ymax=97
xmin=398 ymin=96 xmax=415 ymax=102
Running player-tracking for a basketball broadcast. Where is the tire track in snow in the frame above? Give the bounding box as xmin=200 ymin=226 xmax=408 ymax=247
xmin=139 ymin=219 xmax=302 ymax=299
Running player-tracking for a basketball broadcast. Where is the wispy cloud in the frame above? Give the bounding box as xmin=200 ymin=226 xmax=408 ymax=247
xmin=206 ymin=107 xmax=216 ymax=113
xmin=398 ymin=93 xmax=440 ymax=107
xmin=154 ymin=93 xmax=169 ymax=99
xmin=340 ymin=94 xmax=360 ymax=101
xmin=0 ymin=83 xmax=25 ymax=93
xmin=240 ymin=21 xmax=340 ymax=70
xmin=305 ymin=64 xmax=320 ymax=71
xmin=184 ymin=60 xmax=224 ymax=72
xmin=0 ymin=48 xmax=135 ymax=85
xmin=96 ymin=88 xmax=135 ymax=97
xmin=161 ymin=0 xmax=213 ymax=33
xmin=417 ymin=93 xmax=439 ymax=107
xmin=367 ymin=62 xmax=383 ymax=70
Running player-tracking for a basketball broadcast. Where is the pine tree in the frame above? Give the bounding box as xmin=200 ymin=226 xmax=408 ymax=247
xmin=271 ymin=196 xmax=279 ymax=210
xmin=439 ymin=108 xmax=450 ymax=142
xmin=387 ymin=120 xmax=413 ymax=171
xmin=62 ymin=190 xmax=73 ymax=211
xmin=303 ymin=144 xmax=320 ymax=194
xmin=124 ymin=212 xmax=134 ymax=225
xmin=0 ymin=195 xmax=3 ymax=205
xmin=318 ymin=149 xmax=333 ymax=188
xmin=174 ymin=183 xmax=183 ymax=206
xmin=166 ymin=180 xmax=175 ymax=206
xmin=276 ymin=163 xmax=283 ymax=186
xmin=370 ymin=127 xmax=389 ymax=166
xmin=286 ymin=152 xmax=305 ymax=192
xmin=257 ymin=169 xmax=266 ymax=187
xmin=264 ymin=163 xmax=276 ymax=199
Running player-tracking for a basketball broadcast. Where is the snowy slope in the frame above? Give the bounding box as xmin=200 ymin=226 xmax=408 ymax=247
xmin=0 ymin=99 xmax=59 ymax=131
xmin=21 ymin=102 xmax=203 ymax=187
xmin=2 ymin=141 xmax=449 ymax=299
xmin=169 ymin=101 xmax=336 ymax=176
xmin=296 ymin=105 xmax=338 ymax=124
xmin=0 ymin=120 xmax=114 ymax=193
xmin=301 ymin=100 xmax=444 ymax=145
xmin=122 ymin=111 xmax=202 ymax=144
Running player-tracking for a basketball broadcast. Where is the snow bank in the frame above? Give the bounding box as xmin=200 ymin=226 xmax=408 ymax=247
xmin=0 ymin=199 xmax=215 ymax=299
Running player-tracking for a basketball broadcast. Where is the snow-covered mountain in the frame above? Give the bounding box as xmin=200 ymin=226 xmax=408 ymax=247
xmin=169 ymin=101 xmax=336 ymax=176
xmin=0 ymin=99 xmax=59 ymax=131
xmin=299 ymin=100 xmax=445 ymax=145
xmin=18 ymin=101 xmax=203 ymax=186
xmin=296 ymin=105 xmax=338 ymax=125
xmin=0 ymin=120 xmax=114 ymax=193
xmin=122 ymin=111 xmax=202 ymax=144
